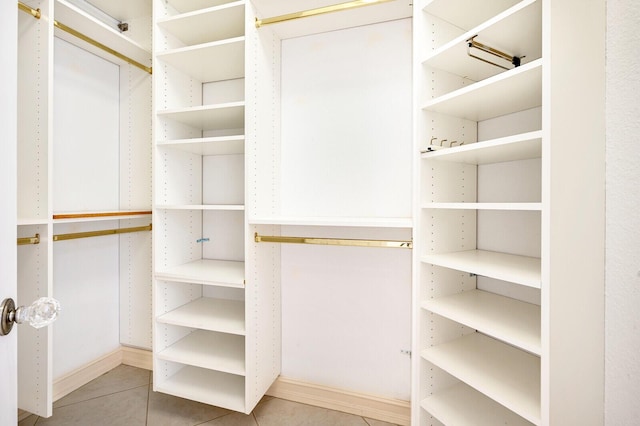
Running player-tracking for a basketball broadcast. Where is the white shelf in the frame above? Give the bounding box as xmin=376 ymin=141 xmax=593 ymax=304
xmin=423 ymin=0 xmax=522 ymax=33
xmin=422 ymin=332 xmax=541 ymax=425
xmin=424 ymin=0 xmax=541 ymax=82
xmin=157 ymin=135 xmax=245 ymax=155
xmin=55 ymin=0 xmax=151 ymax=68
xmin=422 ymin=249 xmax=540 ymax=288
xmin=157 ymin=1 xmax=245 ymax=46
xmin=166 ymin=0 xmax=236 ymax=14
xmin=155 ymin=259 xmax=245 ymax=287
xmin=422 ymin=382 xmax=534 ymax=426
xmin=154 ymin=366 xmax=245 ymax=412
xmin=422 ymin=58 xmax=542 ymax=122
xmin=157 ymin=330 xmax=245 ymax=375
xmin=157 ymin=297 xmax=245 ymax=335
xmin=156 ymin=37 xmax=245 ymax=82
xmin=155 ymin=205 xmax=245 ymax=211
xmin=423 ymin=202 xmax=541 ymax=211
xmin=422 ymin=289 xmax=541 ymax=355
xmin=422 ymin=131 xmax=542 ymax=164
xmin=52 ymin=211 xmax=152 ymax=223
xmin=249 ymin=216 xmax=413 ymax=228
xmin=157 ymin=102 xmax=245 ymax=131
xmin=17 ymin=219 xmax=49 ymax=226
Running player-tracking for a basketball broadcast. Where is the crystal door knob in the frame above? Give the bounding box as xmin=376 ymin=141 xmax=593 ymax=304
xmin=0 ymin=297 xmax=61 ymax=336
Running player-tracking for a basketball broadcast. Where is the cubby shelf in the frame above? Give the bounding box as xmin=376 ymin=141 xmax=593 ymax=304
xmin=157 ymin=135 xmax=245 ymax=155
xmin=422 ymin=58 xmax=542 ymax=121
xmin=156 ymin=1 xmax=245 ymax=46
xmin=157 ymin=102 xmax=245 ymax=131
xmin=421 ymin=382 xmax=534 ymax=426
xmin=421 ymin=131 xmax=542 ymax=164
xmin=422 ymin=289 xmax=541 ymax=355
xmin=157 ymin=298 xmax=245 ymax=335
xmin=421 ymin=249 xmax=541 ymax=288
xmin=423 ymin=0 xmax=541 ymax=82
xmin=154 ymin=366 xmax=245 ymax=412
xmin=155 ymin=259 xmax=245 ymax=287
xmin=422 ymin=332 xmax=541 ymax=425
xmin=156 ymin=37 xmax=245 ymax=82
xmin=156 ymin=330 xmax=246 ymax=375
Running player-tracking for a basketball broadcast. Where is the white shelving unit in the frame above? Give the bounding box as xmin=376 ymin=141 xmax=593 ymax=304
xmin=152 ymin=0 xmax=280 ymax=413
xmin=16 ymin=0 xmax=152 ymax=417
xmin=413 ymin=0 xmax=605 ymax=424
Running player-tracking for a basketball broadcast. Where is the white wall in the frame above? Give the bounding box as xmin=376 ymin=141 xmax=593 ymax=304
xmin=605 ymin=0 xmax=640 ymax=423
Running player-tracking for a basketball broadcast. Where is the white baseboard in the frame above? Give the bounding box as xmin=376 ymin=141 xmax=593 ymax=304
xmin=53 ymin=347 xmax=410 ymax=425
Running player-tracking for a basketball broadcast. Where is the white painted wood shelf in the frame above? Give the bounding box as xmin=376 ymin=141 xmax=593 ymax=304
xmin=423 ymin=0 xmax=541 ymax=82
xmin=154 ymin=366 xmax=245 ymax=412
xmin=423 ymin=202 xmax=541 ymax=211
xmin=423 ymin=0 xmax=523 ymax=34
xmin=157 ymin=102 xmax=245 ymax=131
xmin=422 ymin=289 xmax=541 ymax=355
xmin=155 ymin=205 xmax=245 ymax=211
xmin=421 ymin=382 xmax=534 ymax=426
xmin=422 ymin=332 xmax=541 ymax=425
xmin=157 ymin=135 xmax=245 ymax=155
xmin=157 ymin=297 xmax=245 ymax=335
xmin=249 ymin=216 xmax=413 ymax=228
xmin=421 ymin=131 xmax=542 ymax=164
xmin=157 ymin=1 xmax=245 ymax=46
xmin=422 ymin=59 xmax=542 ymax=122
xmin=155 ymin=259 xmax=245 ymax=287
xmin=166 ymin=0 xmax=235 ymax=14
xmin=156 ymin=37 xmax=245 ymax=82
xmin=156 ymin=330 xmax=246 ymax=375
xmin=422 ymin=249 xmax=541 ymax=288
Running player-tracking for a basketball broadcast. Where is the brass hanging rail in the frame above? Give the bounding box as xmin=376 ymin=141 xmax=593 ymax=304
xmin=466 ymin=35 xmax=522 ymax=70
xmin=53 ymin=224 xmax=152 ymax=242
xmin=18 ymin=2 xmax=41 ymax=19
xmin=254 ymin=232 xmax=412 ymax=249
xmin=255 ymin=0 xmax=394 ymax=28
xmin=17 ymin=234 xmax=40 ymax=246
xmin=53 ymin=211 xmax=152 ymax=220
xmin=17 ymin=2 xmax=152 ymax=74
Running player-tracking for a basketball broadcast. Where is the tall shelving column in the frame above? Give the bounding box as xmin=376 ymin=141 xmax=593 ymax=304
xmin=152 ymin=0 xmax=279 ymax=413
xmin=413 ymin=0 xmax=543 ymax=425
xmin=413 ymin=0 xmax=605 ymax=424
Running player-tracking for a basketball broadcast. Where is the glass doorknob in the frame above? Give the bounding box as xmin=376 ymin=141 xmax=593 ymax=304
xmin=0 ymin=297 xmax=61 ymax=336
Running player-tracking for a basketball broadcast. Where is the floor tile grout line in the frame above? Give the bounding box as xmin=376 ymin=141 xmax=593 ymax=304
xmin=54 ymin=383 xmax=151 ymax=409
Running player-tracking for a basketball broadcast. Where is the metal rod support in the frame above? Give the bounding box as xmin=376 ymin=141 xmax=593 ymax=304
xmin=467 ymin=36 xmax=521 ymax=70
xmin=18 ymin=2 xmax=40 ymax=19
xmin=255 ymin=233 xmax=412 ymax=249
xmin=17 ymin=234 xmax=40 ymax=246
xmin=53 ymin=224 xmax=152 ymax=242
xmin=256 ymin=0 xmax=394 ymax=28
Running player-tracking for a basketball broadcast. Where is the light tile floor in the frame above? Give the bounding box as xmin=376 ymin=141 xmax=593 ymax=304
xmin=19 ymin=365 xmax=398 ymax=426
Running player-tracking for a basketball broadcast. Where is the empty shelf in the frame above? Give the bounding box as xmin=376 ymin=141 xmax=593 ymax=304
xmin=422 ymin=289 xmax=541 ymax=355
xmin=423 ymin=202 xmax=541 ymax=211
xmin=157 ymin=1 xmax=245 ymax=46
xmin=422 ymin=249 xmax=541 ymax=288
xmin=157 ymin=330 xmax=245 ymax=375
xmin=157 ymin=102 xmax=245 ymax=131
xmin=422 ymin=131 xmax=542 ymax=164
xmin=156 ymin=37 xmax=245 ymax=82
xmin=249 ymin=216 xmax=413 ymax=228
xmin=422 ymin=332 xmax=541 ymax=425
xmin=422 ymin=58 xmax=542 ymax=122
xmin=157 ymin=135 xmax=245 ymax=155
xmin=166 ymin=0 xmax=235 ymax=14
xmin=154 ymin=365 xmax=245 ymax=412
xmin=422 ymin=382 xmax=534 ymax=426
xmin=155 ymin=259 xmax=245 ymax=287
xmin=157 ymin=297 xmax=245 ymax=335
xmin=423 ymin=0 xmax=522 ymax=33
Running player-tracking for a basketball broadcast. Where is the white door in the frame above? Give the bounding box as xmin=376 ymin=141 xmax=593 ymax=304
xmin=0 ymin=1 xmax=18 ymax=425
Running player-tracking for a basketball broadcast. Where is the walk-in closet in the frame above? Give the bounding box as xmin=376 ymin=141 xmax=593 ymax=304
xmin=6 ymin=0 xmax=610 ymax=425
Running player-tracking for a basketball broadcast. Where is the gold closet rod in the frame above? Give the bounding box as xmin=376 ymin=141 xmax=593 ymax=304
xmin=17 ymin=2 xmax=152 ymax=74
xmin=254 ymin=232 xmax=412 ymax=249
xmin=18 ymin=234 xmax=40 ymax=245
xmin=53 ymin=224 xmax=152 ymax=242
xmin=255 ymin=0 xmax=394 ymax=28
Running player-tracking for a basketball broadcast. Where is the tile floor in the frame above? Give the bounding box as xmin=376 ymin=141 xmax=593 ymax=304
xmin=19 ymin=365 xmax=399 ymax=426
